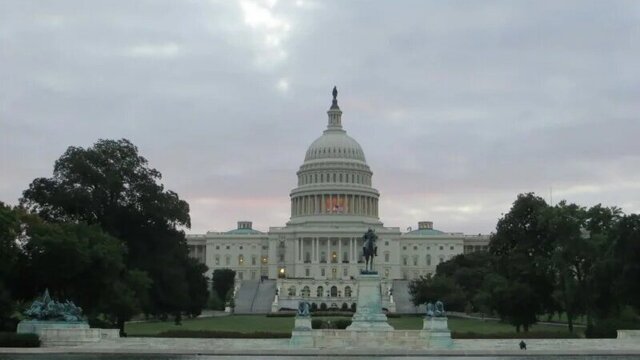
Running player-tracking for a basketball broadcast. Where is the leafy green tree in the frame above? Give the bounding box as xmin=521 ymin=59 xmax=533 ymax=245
xmin=211 ymin=269 xmax=236 ymax=301
xmin=17 ymin=214 xmax=151 ymax=333
xmin=0 ymin=202 xmax=21 ymax=329
xmin=489 ymin=193 xmax=555 ymax=331
xmin=20 ymin=139 xmax=208 ymax=324
xmin=435 ymin=251 xmax=493 ymax=311
xmin=609 ymin=214 xmax=640 ymax=312
xmin=408 ymin=274 xmax=466 ymax=311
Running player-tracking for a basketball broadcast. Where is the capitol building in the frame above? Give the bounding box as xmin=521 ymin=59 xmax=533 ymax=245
xmin=187 ymin=89 xmax=489 ymax=313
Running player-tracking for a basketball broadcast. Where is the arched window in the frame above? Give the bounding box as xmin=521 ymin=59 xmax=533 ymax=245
xmin=316 ymin=286 xmax=324 ymax=298
xmin=288 ymin=286 xmax=296 ymax=297
xmin=344 ymin=286 xmax=352 ymax=298
xmin=330 ymin=286 xmax=338 ymax=297
xmin=301 ymin=286 xmax=310 ymax=298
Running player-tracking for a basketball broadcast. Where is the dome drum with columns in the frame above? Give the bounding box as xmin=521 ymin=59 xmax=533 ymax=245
xmin=186 ymin=88 xmax=489 ymax=313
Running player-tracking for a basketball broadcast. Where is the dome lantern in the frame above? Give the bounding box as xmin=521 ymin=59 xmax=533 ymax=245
xmin=327 ymin=86 xmax=343 ymax=130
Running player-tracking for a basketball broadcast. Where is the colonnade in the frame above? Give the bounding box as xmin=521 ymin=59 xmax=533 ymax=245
xmin=293 ymin=237 xmax=366 ymax=264
xmin=291 ymin=194 xmax=378 ymax=217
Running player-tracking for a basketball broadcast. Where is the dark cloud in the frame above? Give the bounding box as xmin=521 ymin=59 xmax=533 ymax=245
xmin=1 ymin=0 xmax=639 ymax=234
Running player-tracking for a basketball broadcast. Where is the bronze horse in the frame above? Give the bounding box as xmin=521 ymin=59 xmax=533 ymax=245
xmin=362 ymin=228 xmax=378 ymax=273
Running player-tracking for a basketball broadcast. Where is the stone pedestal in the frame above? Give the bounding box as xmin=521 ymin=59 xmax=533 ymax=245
xmin=17 ymin=320 xmax=119 ymax=347
xmin=421 ymin=316 xmax=452 ymax=348
xmin=290 ymin=315 xmax=313 ymax=347
xmin=346 ymin=273 xmax=393 ymax=331
xmin=293 ymin=316 xmax=312 ymax=331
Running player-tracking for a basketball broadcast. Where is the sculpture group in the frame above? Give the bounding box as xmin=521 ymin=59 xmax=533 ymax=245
xmin=425 ymin=300 xmax=446 ymax=318
xmin=24 ymin=289 xmax=84 ymax=322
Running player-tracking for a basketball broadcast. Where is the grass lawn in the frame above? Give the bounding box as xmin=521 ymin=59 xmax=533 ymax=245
xmin=126 ymin=314 xmax=581 ymax=337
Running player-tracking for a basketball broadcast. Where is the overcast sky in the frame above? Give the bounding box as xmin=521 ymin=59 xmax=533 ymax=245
xmin=1 ymin=0 xmax=639 ymax=235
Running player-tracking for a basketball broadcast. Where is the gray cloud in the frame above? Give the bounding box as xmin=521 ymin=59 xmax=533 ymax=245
xmin=1 ymin=0 xmax=639 ymax=234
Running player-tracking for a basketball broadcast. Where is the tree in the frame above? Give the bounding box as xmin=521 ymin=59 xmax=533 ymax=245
xmin=609 ymin=214 xmax=640 ymax=312
xmin=211 ymin=269 xmax=236 ymax=301
xmin=408 ymin=274 xmax=466 ymax=311
xmin=435 ymin=251 xmax=493 ymax=312
xmin=17 ymin=214 xmax=151 ymax=334
xmin=184 ymin=258 xmax=209 ymax=317
xmin=0 ymin=202 xmax=21 ymax=329
xmin=20 ymin=139 xmax=208 ymax=324
xmin=489 ymin=193 xmax=555 ymax=331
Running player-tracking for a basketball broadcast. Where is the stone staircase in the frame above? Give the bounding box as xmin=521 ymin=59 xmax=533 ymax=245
xmin=234 ymin=280 xmax=277 ymax=313
xmin=251 ymin=279 xmax=277 ymax=313
xmin=392 ymin=280 xmax=425 ymax=314
xmin=233 ymin=280 xmax=259 ymax=314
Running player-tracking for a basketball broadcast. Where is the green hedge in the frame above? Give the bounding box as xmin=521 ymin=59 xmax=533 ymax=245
xmin=266 ymin=312 xmax=296 ymax=317
xmin=452 ymin=331 xmax=580 ymax=339
xmin=311 ymin=319 xmax=352 ymax=329
xmin=0 ymin=333 xmax=41 ymax=347
xmin=154 ymin=330 xmax=290 ymax=338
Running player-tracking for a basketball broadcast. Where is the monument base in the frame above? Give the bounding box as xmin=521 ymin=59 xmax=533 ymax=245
xmin=346 ymin=273 xmax=393 ymax=331
xmin=17 ymin=320 xmax=119 ymax=347
xmin=421 ymin=316 xmax=453 ymax=348
xmin=289 ymin=315 xmax=313 ymax=347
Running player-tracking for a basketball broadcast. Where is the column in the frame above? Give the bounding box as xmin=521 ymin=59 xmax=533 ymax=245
xmin=351 ymin=238 xmax=355 ymax=263
xmin=321 ymin=194 xmax=325 ymax=213
xmin=327 ymin=238 xmax=330 ymax=263
xmin=338 ymin=238 xmax=342 ymax=263
xmin=313 ymin=237 xmax=318 ymax=262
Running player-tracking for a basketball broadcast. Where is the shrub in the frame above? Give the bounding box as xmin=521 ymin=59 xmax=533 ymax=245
xmin=0 ymin=333 xmax=40 ymax=347
xmin=320 ymin=303 xmax=327 ymax=311
xmin=266 ymin=312 xmax=295 ymax=317
xmin=0 ymin=318 xmax=19 ymax=332
xmin=311 ymin=319 xmax=324 ymax=329
xmin=311 ymin=311 xmax=353 ymax=317
xmin=155 ymin=330 xmax=289 ymax=338
xmin=310 ymin=303 xmax=318 ymax=312
xmin=586 ymin=317 xmax=640 ymax=339
xmin=333 ymin=319 xmax=352 ymax=329
xmin=207 ymin=291 xmax=225 ymax=311
xmin=341 ymin=303 xmax=349 ymax=311
xmin=350 ymin=303 xmax=356 ymax=312
xmin=311 ymin=319 xmax=352 ymax=329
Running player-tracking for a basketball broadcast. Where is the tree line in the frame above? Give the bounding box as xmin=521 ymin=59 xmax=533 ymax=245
xmin=409 ymin=193 xmax=640 ymax=336
xmin=0 ymin=139 xmax=209 ymax=334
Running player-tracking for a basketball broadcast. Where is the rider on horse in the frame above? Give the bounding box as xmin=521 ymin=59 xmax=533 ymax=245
xmin=362 ymin=228 xmax=378 ymax=273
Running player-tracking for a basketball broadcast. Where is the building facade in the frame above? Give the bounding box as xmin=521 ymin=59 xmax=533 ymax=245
xmin=187 ymin=89 xmax=489 ymax=311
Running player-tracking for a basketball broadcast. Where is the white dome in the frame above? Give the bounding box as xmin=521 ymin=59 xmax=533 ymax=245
xmin=304 ymin=130 xmax=367 ymax=163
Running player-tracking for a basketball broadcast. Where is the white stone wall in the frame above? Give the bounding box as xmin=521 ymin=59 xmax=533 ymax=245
xmin=187 ymin=227 xmax=488 ymax=281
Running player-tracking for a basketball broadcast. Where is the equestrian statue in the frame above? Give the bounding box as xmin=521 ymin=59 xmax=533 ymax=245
xmin=362 ymin=228 xmax=378 ymax=273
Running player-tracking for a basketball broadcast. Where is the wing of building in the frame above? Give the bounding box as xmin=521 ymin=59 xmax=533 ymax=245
xmin=187 ymin=89 xmax=490 ymax=313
